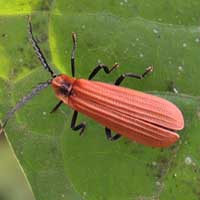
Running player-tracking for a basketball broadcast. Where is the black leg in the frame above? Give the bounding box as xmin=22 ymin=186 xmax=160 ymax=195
xmin=104 ymin=66 xmax=153 ymax=141
xmin=28 ymin=16 xmax=56 ymax=78
xmin=50 ymin=100 xmax=63 ymax=113
xmin=114 ymin=66 xmax=153 ymax=86
xmin=71 ymin=32 xmax=77 ymax=77
xmin=71 ymin=110 xmax=86 ymax=135
xmin=88 ymin=63 xmax=119 ymax=80
xmin=105 ymin=127 xmax=121 ymax=141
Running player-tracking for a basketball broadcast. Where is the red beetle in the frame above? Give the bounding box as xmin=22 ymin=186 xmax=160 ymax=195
xmin=0 ymin=18 xmax=184 ymax=147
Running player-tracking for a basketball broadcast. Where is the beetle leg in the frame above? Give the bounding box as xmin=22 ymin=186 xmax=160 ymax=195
xmin=103 ymin=67 xmax=153 ymax=140
xmin=105 ymin=127 xmax=121 ymax=141
xmin=71 ymin=32 xmax=77 ymax=77
xmin=88 ymin=63 xmax=120 ymax=80
xmin=28 ymin=16 xmax=56 ymax=78
xmin=114 ymin=66 xmax=153 ymax=86
xmin=71 ymin=110 xmax=86 ymax=135
xmin=50 ymin=100 xmax=63 ymax=113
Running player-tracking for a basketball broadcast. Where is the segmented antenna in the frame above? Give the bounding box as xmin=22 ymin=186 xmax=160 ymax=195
xmin=0 ymin=80 xmax=51 ymax=134
xmin=71 ymin=32 xmax=77 ymax=77
xmin=28 ymin=16 xmax=56 ymax=78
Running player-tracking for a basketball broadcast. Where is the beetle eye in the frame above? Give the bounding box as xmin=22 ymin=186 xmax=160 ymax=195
xmin=60 ymin=86 xmax=68 ymax=95
xmin=59 ymin=82 xmax=71 ymax=96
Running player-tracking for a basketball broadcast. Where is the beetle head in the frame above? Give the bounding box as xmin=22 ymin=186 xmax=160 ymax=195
xmin=51 ymin=74 xmax=75 ymax=102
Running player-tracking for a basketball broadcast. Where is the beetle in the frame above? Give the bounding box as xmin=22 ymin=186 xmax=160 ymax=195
xmin=0 ymin=18 xmax=184 ymax=148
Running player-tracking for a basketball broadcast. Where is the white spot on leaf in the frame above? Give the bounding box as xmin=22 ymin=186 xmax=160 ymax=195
xmin=153 ymin=28 xmax=159 ymax=34
xmin=139 ymin=53 xmax=144 ymax=58
xmin=81 ymin=25 xmax=86 ymax=29
xmin=195 ymin=38 xmax=200 ymax=43
xmin=182 ymin=43 xmax=187 ymax=48
xmin=185 ymin=156 xmax=192 ymax=165
xmin=156 ymin=181 xmax=161 ymax=186
xmin=178 ymin=65 xmax=183 ymax=71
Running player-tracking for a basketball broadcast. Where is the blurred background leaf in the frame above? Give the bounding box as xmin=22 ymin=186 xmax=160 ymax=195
xmin=0 ymin=0 xmax=200 ymax=200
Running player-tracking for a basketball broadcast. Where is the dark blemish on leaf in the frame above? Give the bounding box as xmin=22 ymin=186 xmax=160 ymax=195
xmin=86 ymin=41 xmax=94 ymax=48
xmin=0 ymin=192 xmax=8 ymax=200
xmin=1 ymin=33 xmax=6 ymax=37
xmin=155 ymin=157 xmax=170 ymax=179
xmin=168 ymin=81 xmax=179 ymax=94
xmin=33 ymin=0 xmax=53 ymax=11
xmin=50 ymin=146 xmax=58 ymax=154
xmin=197 ymin=110 xmax=200 ymax=120
xmin=160 ymin=148 xmax=164 ymax=153
xmin=124 ymin=139 xmax=131 ymax=145
xmin=18 ymin=47 xmax=24 ymax=52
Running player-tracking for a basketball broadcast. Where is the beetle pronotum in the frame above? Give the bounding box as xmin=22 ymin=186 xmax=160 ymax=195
xmin=0 ymin=17 xmax=184 ymax=147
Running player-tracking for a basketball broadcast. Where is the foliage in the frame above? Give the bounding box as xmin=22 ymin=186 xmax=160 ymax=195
xmin=0 ymin=1 xmax=200 ymax=200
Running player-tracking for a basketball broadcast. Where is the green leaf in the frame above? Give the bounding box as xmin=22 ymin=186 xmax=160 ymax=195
xmin=1 ymin=1 xmax=200 ymax=200
xmin=0 ymin=0 xmax=52 ymax=15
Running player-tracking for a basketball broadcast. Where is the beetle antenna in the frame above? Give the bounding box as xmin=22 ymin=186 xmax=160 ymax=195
xmin=71 ymin=32 xmax=77 ymax=77
xmin=0 ymin=80 xmax=51 ymax=134
xmin=28 ymin=16 xmax=56 ymax=78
